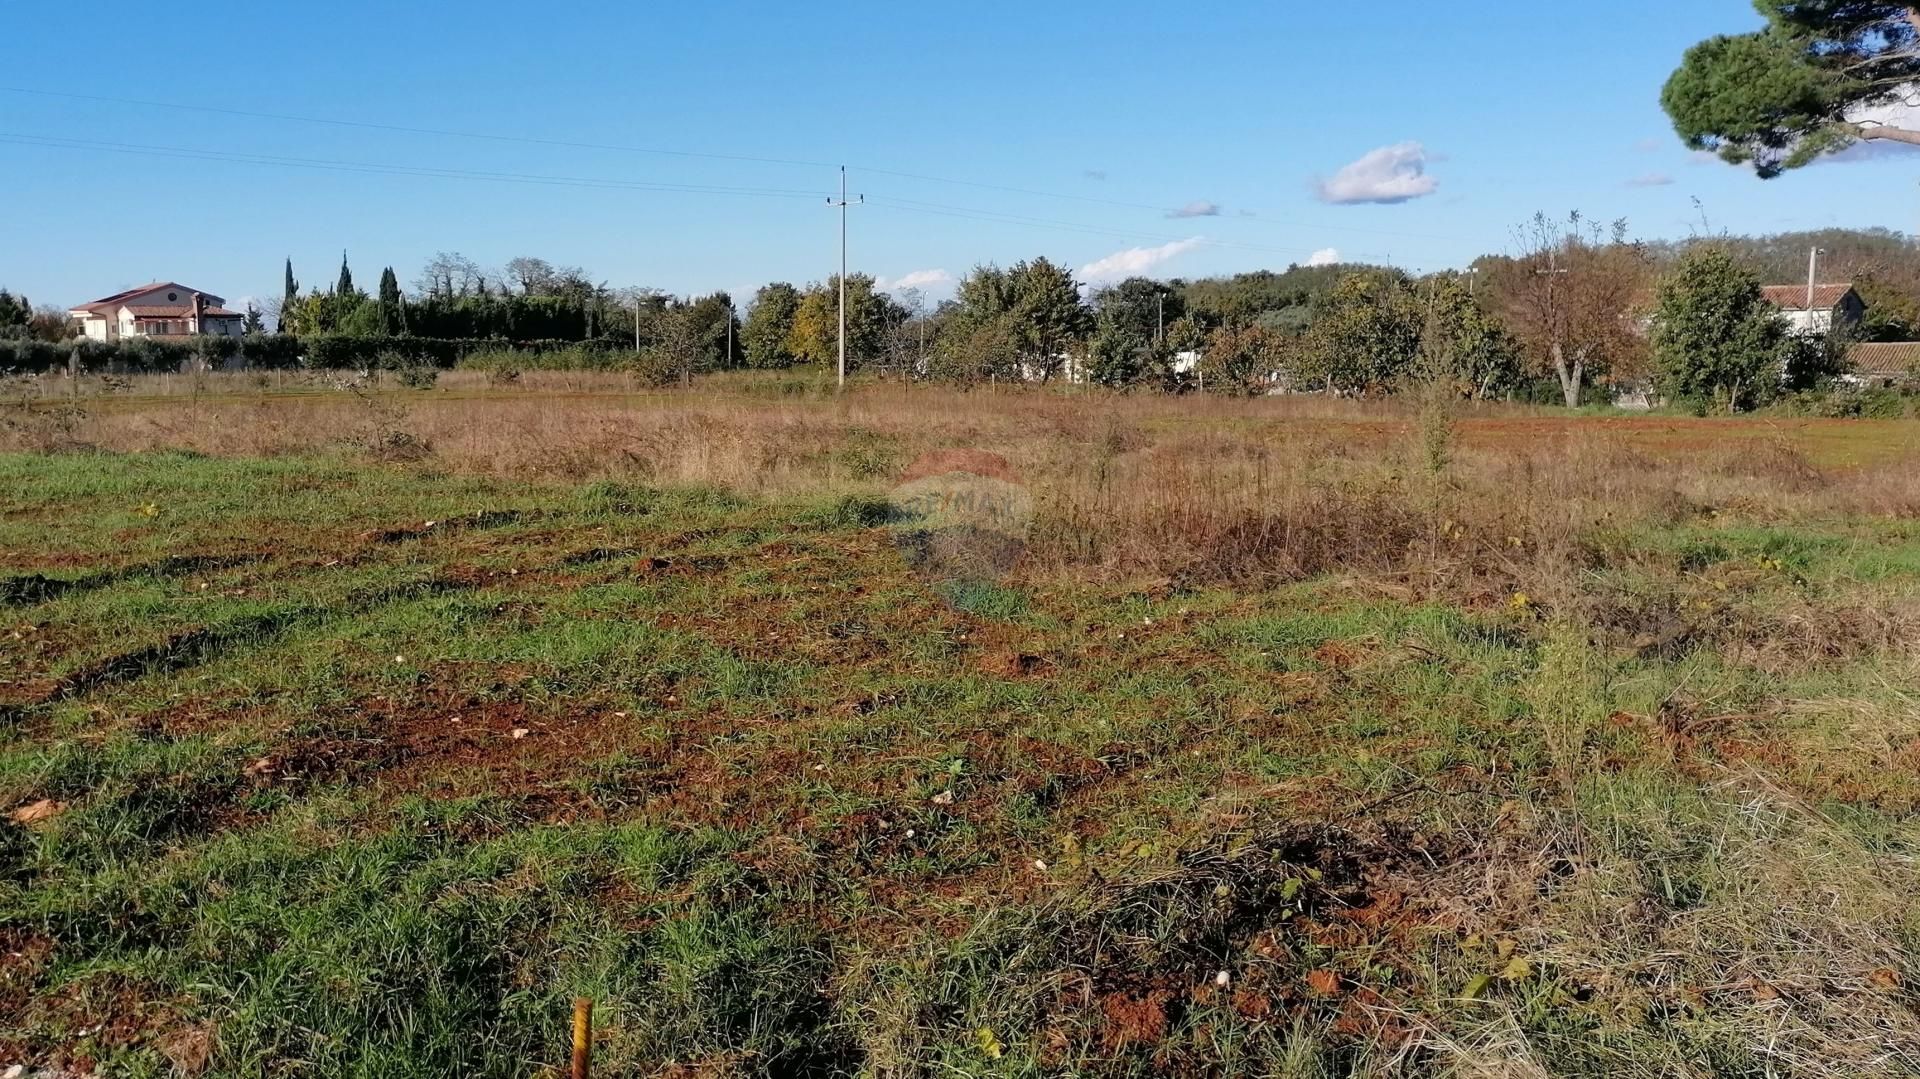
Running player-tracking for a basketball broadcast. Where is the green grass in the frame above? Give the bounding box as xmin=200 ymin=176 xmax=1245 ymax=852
xmin=4 ymin=451 xmax=1920 ymax=1075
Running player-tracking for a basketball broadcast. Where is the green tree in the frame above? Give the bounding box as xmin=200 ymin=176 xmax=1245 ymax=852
xmin=335 ymin=250 xmax=354 ymax=297
xmin=1854 ymin=270 xmax=1920 ymax=341
xmin=244 ymin=303 xmax=264 ymax=335
xmin=377 ymin=267 xmax=404 ymax=335
xmin=933 ymin=266 xmax=1021 ymax=383
xmin=1200 ymin=323 xmax=1290 ymax=396
xmin=1086 ymin=328 xmax=1150 ymax=387
xmin=1085 ymin=277 xmax=1180 ymax=388
xmin=685 ymin=292 xmax=740 ymax=370
xmin=1092 ymin=277 xmax=1182 ymax=347
xmin=947 ymin=266 xmax=1014 ymax=332
xmin=1004 ymin=257 xmax=1092 ymax=381
xmin=0 ymin=289 xmax=30 ymax=336
xmin=1415 ymin=273 xmax=1523 ymax=399
xmin=742 ymin=283 xmax=802 ymax=368
xmin=1664 ymin=3 xmax=1920 ymax=177
xmin=279 ymin=259 xmax=298 ymax=333
xmin=786 ymin=275 xmax=899 ymax=370
xmin=1298 ymin=271 xmax=1422 ymax=394
xmin=1651 ymin=247 xmax=1790 ymax=412
xmin=1178 ymin=264 xmax=1358 ymax=331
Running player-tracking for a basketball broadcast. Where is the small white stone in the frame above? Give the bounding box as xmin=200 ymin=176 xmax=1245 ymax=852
xmin=1214 ymin=970 xmax=1231 ymax=987
xmin=510 ymin=728 xmax=530 ymax=740
xmin=1034 ymin=859 xmax=1048 ymax=871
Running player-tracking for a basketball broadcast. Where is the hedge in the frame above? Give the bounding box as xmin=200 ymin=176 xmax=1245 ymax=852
xmin=0 ymin=334 xmax=630 ymax=374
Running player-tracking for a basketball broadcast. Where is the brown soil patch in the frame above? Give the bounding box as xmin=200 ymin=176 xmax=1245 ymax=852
xmin=1099 ymin=989 xmax=1170 ymax=1052
xmin=898 ymin=449 xmax=1020 ymax=486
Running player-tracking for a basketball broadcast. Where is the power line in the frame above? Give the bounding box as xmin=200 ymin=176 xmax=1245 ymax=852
xmin=5 ymin=127 xmax=1383 ymax=268
xmin=1 ymin=85 xmax=1471 ymax=247
xmin=867 ymin=195 xmax=1390 ymax=263
xmin=0 ymin=132 xmax=830 ymax=200
xmin=859 ymin=165 xmax=1469 ymax=243
xmin=0 ymin=86 xmax=839 ymax=171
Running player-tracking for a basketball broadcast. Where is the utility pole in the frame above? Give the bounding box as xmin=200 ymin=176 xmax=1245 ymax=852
xmin=1156 ymin=294 xmax=1164 ymax=344
xmin=1806 ymin=245 xmax=1821 ymax=328
xmin=828 ymin=166 xmax=864 ymax=390
xmin=725 ymin=297 xmax=735 ymax=368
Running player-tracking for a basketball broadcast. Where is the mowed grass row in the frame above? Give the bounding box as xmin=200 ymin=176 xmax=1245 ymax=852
xmin=3 ymin=450 xmax=1920 ymax=1076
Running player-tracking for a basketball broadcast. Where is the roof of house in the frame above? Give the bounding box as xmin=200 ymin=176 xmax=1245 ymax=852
xmin=123 ymin=305 xmax=242 ymax=318
xmin=1849 ymin=342 xmax=1920 ymax=377
xmin=70 ymin=282 xmax=228 ymax=314
xmin=1761 ymin=283 xmax=1857 ymax=311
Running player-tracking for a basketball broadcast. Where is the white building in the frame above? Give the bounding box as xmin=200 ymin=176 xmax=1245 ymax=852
xmin=1760 ymin=283 xmax=1865 ymax=338
xmin=69 ymin=282 xmax=245 ymax=342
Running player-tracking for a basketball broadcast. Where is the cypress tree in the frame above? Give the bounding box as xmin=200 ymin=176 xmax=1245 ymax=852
xmin=377 ymin=267 xmax=401 ymax=334
xmin=279 ymin=258 xmax=298 ymax=333
xmin=336 ymin=250 xmax=354 ymax=296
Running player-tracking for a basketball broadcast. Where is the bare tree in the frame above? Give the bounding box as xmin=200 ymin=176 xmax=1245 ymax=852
xmin=505 ymin=257 xmax=555 ymax=296
xmin=416 ymin=252 xmax=483 ymax=297
xmin=1487 ymin=213 xmax=1651 ymax=407
xmin=883 ymin=287 xmax=927 ymax=379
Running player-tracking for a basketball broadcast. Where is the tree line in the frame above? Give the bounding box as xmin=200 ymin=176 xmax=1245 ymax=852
xmin=6 ymin=223 xmax=1913 ymax=409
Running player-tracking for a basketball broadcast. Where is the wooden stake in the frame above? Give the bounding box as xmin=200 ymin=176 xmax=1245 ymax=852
xmin=570 ymin=997 xmax=592 ymax=1079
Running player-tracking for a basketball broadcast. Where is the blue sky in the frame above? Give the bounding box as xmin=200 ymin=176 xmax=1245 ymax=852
xmin=3 ymin=0 xmax=1915 ymax=311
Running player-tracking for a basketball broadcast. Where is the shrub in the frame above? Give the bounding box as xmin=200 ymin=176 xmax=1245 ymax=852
xmin=239 ymin=334 xmax=303 ymax=369
xmin=387 ymin=355 xmax=440 ymax=390
xmin=458 ymin=345 xmax=627 ymax=372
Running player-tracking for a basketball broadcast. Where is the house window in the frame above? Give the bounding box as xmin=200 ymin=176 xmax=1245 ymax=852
xmin=167 ymin=292 xmax=179 ymax=302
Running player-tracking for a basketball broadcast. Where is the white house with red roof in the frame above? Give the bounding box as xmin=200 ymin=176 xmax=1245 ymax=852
xmin=68 ymin=282 xmax=245 ymax=342
xmin=1759 ymin=282 xmax=1865 ymax=338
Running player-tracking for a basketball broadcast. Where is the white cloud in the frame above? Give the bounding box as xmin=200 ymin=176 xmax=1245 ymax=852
xmin=1624 ymin=172 xmax=1675 ymax=187
xmin=1166 ymin=200 xmax=1222 ymax=219
xmin=1077 ymin=237 xmax=1205 ymax=283
xmin=877 ymin=268 xmax=953 ymax=294
xmin=1315 ymin=142 xmax=1439 ymax=205
xmin=1305 ymin=248 xmax=1341 ymax=267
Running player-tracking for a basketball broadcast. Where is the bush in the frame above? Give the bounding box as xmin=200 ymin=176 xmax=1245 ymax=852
xmin=386 ymin=353 xmax=440 ymax=390
xmin=240 ymin=334 xmax=303 ymax=369
xmin=458 ymin=345 xmax=628 ymax=372
xmin=0 ymin=334 xmax=638 ymax=375
xmin=0 ymin=334 xmax=306 ymax=374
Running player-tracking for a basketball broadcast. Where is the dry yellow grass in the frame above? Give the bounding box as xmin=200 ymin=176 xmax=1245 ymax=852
xmin=8 ymin=372 xmax=1920 ymax=602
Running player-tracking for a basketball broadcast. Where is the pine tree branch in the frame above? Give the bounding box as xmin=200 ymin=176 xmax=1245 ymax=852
xmin=1853 ymin=122 xmax=1920 ymax=146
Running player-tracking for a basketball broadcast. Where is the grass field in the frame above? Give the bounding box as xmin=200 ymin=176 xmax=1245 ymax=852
xmin=4 ymin=377 xmax=1920 ymax=1076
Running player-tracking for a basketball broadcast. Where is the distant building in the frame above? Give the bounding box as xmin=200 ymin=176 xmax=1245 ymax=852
xmin=68 ymin=282 xmax=245 ymax=342
xmin=1845 ymin=342 xmax=1920 ymax=389
xmin=1759 ymin=283 xmax=1865 ymax=338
